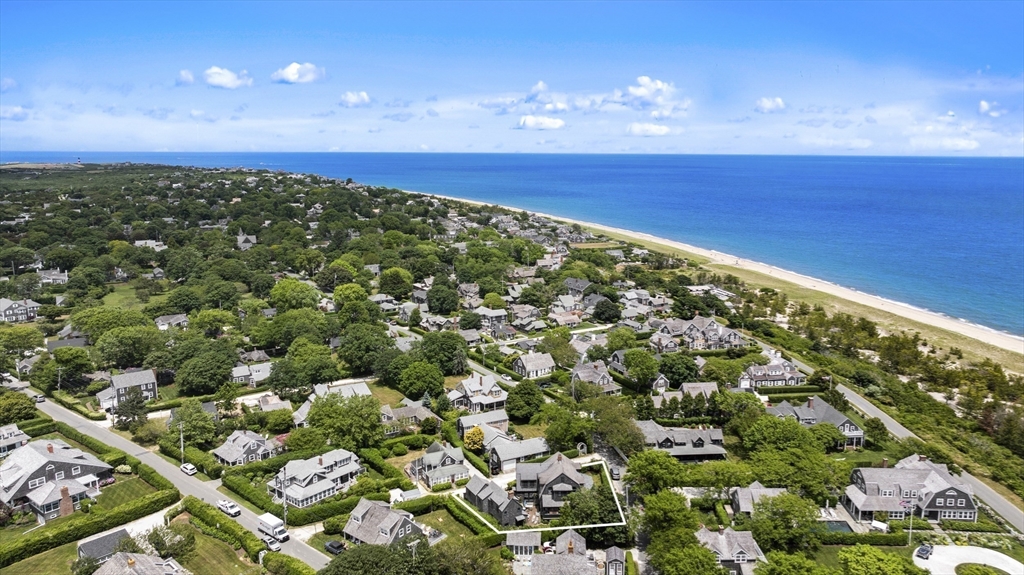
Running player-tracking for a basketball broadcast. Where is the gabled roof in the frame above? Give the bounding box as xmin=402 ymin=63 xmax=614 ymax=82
xmin=515 ymin=352 xmax=555 ymax=372
xmin=343 ymin=498 xmax=416 ymax=546
xmin=695 ymin=526 xmax=766 ymax=563
xmin=555 ymin=529 xmax=587 ymax=555
xmin=93 ymin=552 xmax=187 ymax=575
xmin=0 ymin=440 xmax=112 ymax=504
xmin=111 ymin=369 xmax=157 ymax=390
xmin=458 ymin=409 xmax=508 ymax=429
xmin=78 ymin=528 xmax=131 ymax=560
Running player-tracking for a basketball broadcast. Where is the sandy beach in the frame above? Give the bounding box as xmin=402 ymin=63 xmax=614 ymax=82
xmin=423 ymin=192 xmax=1024 ymax=356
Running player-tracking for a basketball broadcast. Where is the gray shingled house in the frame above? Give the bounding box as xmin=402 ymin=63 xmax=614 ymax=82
xmin=636 ymin=420 xmax=727 ymax=462
xmin=343 ymin=498 xmax=423 ymax=546
xmin=767 ymin=396 xmax=863 ymax=448
xmin=515 ymin=454 xmax=592 ymax=520
xmin=695 ymin=526 xmax=767 ymax=575
xmin=463 ymin=476 xmax=525 ymax=526
xmin=843 ymin=454 xmax=977 ymax=522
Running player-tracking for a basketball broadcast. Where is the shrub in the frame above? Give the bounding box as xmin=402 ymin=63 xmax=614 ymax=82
xmin=888 ymin=518 xmax=933 ymax=531
xmin=263 ymin=552 xmax=317 ymax=575
xmin=323 ymin=514 xmax=351 ymax=535
xmin=391 ymin=443 xmax=409 ymax=456
xmin=455 ymin=478 xmax=470 ymax=487
xmin=395 ymin=496 xmax=443 ymax=516
xmin=358 ymin=448 xmax=407 ymax=480
xmin=431 ymin=482 xmax=452 ymax=492
xmin=381 ymin=434 xmax=435 ymax=451
xmin=114 ymin=464 xmax=132 ymax=474
xmin=180 ymin=496 xmax=265 ymax=561
xmin=442 ymin=497 xmax=493 ymax=536
xmin=818 ymin=530 xmax=917 ymax=546
xmin=461 ymin=447 xmax=490 ymax=477
xmin=940 ymin=520 xmax=1003 ymax=533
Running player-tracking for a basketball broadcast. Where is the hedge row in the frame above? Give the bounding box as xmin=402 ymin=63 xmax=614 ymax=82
xmin=818 ymin=530 xmax=917 ymax=546
xmin=461 ymin=447 xmax=491 ymax=478
xmin=20 ymin=420 xmax=58 ymax=437
xmin=714 ymin=501 xmax=730 ymax=527
xmin=381 ymin=434 xmax=437 ymax=451
xmin=888 ymin=518 xmax=933 ymax=531
xmin=521 ymin=450 xmax=579 ymax=465
xmin=264 ymin=552 xmax=317 ymax=575
xmin=158 ymin=437 xmax=225 ymax=478
xmin=181 ymin=496 xmax=266 ymax=561
xmin=359 ymin=448 xmax=414 ymax=488
xmin=476 ymin=532 xmax=505 ymax=547
xmin=189 ymin=515 xmax=242 ymax=551
xmin=323 ymin=513 xmax=351 ymax=535
xmin=394 ymin=495 xmax=444 ymax=516
xmin=766 ymin=394 xmax=814 ymax=404
xmin=431 ymin=482 xmax=452 ymax=492
xmin=0 ymin=488 xmax=181 ymax=567
xmin=653 ymin=417 xmax=717 ymax=427
xmin=940 ymin=520 xmax=1004 ymax=533
xmin=221 ymin=449 xmax=320 ymax=477
xmin=53 ymin=421 xmax=117 ymax=456
xmin=51 ymin=390 xmax=107 ymax=420
xmin=442 ymin=496 xmax=494 ymax=536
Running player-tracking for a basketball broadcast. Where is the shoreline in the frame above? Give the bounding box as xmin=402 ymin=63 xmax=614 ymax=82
xmin=419 ymin=191 xmax=1024 ymax=356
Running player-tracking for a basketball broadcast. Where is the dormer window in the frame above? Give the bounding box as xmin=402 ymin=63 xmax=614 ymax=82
xmin=881 ymin=490 xmax=894 ymax=497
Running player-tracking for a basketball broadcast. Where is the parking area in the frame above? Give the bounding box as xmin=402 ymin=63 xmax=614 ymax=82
xmin=912 ymin=545 xmax=1024 ymax=575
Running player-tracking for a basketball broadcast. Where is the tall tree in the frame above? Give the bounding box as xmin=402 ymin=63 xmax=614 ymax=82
xmin=750 ymin=493 xmax=824 ymax=553
xmin=336 ymin=323 xmax=395 ymax=375
xmin=418 ymin=331 xmax=468 ymax=376
xmin=114 ymin=386 xmax=149 ymax=431
xmin=506 ymin=379 xmax=544 ymax=421
xmin=269 ymin=278 xmax=320 ymax=311
xmin=624 ymin=348 xmax=659 ymax=389
xmin=660 ymin=353 xmax=701 ymax=386
xmin=175 ymin=351 xmax=233 ymax=396
xmin=174 ymin=398 xmax=217 ymax=447
xmin=307 ymin=394 xmax=384 ymax=450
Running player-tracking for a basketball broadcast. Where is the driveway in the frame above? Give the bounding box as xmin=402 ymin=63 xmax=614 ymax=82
xmin=913 ymin=545 xmax=1024 ymax=574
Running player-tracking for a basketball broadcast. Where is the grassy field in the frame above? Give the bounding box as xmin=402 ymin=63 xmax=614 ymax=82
xmin=93 ymin=476 xmax=158 ymax=511
xmin=2 ymin=540 xmax=77 ymax=574
xmin=386 ymin=448 xmax=426 ymax=472
xmin=102 ymin=283 xmax=169 ymax=311
xmin=514 ymin=423 xmax=547 ymax=439
xmin=183 ymin=528 xmax=261 ymax=575
xmin=367 ymin=381 xmax=405 ymax=407
xmin=569 ymin=241 xmax=621 ymax=249
xmin=445 ymin=374 xmax=467 ymax=390
xmin=417 ymin=509 xmax=476 ymax=540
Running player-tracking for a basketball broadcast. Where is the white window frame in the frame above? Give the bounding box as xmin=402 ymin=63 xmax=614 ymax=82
xmin=55 ymin=471 xmax=64 ymax=480
xmin=28 ymin=477 xmax=45 ymax=489
xmin=72 ymin=466 xmax=81 ymax=476
xmin=936 ymin=498 xmax=944 ymax=506
xmin=957 ymin=499 xmax=965 ymax=506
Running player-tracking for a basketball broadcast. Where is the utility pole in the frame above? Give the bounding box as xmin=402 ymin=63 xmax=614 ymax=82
xmin=278 ymin=468 xmax=288 ymax=528
xmin=178 ymin=422 xmax=185 ymax=464
xmin=56 ymin=366 xmax=64 ymax=391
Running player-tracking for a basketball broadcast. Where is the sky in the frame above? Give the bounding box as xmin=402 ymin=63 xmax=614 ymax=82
xmin=0 ymin=1 xmax=1022 ymax=155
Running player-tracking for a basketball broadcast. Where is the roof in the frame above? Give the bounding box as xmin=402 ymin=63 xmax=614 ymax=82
xmin=555 ymin=529 xmax=587 ymax=555
xmin=27 ymin=478 xmax=88 ymax=506
xmin=93 ymin=552 xmax=188 ymax=575
xmin=343 ymin=498 xmax=416 ymax=546
xmin=47 ymin=338 xmax=88 ymax=352
xmin=78 ymin=528 xmax=131 ymax=560
xmin=530 ymin=554 xmax=590 ymax=575
xmin=606 ymin=546 xmax=626 ymax=563
xmin=212 ymin=430 xmax=274 ymax=463
xmin=847 ymin=454 xmax=973 ymax=512
xmin=505 ymin=531 xmax=541 ymax=547
xmin=0 ymin=440 xmax=112 ymax=504
xmin=111 ymin=369 xmax=157 ymax=390
xmin=767 ymin=397 xmax=854 ymax=429
xmin=515 ymin=352 xmax=555 ymax=372
xmin=458 ymin=409 xmax=508 ymax=429
xmin=492 ymin=437 xmax=549 ymax=462
xmin=731 ymin=481 xmax=788 ymax=514
xmin=636 ymin=420 xmax=727 ymax=458
xmin=696 ymin=526 xmax=766 ymax=563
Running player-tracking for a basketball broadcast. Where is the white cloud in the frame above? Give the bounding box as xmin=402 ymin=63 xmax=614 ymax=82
xmin=755 ymin=97 xmax=786 ymax=113
xmin=140 ymin=107 xmax=173 ymax=120
xmin=615 ymin=76 xmax=689 ymax=118
xmin=203 ymin=66 xmax=252 ymax=89
xmin=910 ymin=137 xmax=980 ymax=151
xmin=340 ymin=91 xmax=371 ymax=108
xmin=531 ymin=81 xmax=548 ymax=94
xmin=864 ymin=115 xmax=877 ymax=124
xmin=833 ymin=119 xmax=853 ymax=129
xmin=0 ymin=78 xmax=16 ymax=92
xmin=516 ymin=115 xmax=565 ymax=130
xmin=626 ymin=122 xmax=672 ymax=136
xmin=271 ymin=62 xmax=325 ymax=84
xmin=176 ymin=70 xmax=194 ymax=86
xmin=426 ymin=108 xmax=439 ymax=117
xmin=190 ymin=109 xmax=205 ymax=119
xmin=978 ymin=100 xmax=1005 ymax=118
xmin=800 ymin=105 xmax=824 ymax=113
xmin=0 ymin=106 xmax=29 ymax=121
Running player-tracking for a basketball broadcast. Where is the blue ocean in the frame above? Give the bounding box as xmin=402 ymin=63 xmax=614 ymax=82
xmin=4 ymin=152 xmax=1023 ymax=336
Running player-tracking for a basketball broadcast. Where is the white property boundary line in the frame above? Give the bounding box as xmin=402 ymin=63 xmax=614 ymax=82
xmin=451 ymin=459 xmax=627 ymax=534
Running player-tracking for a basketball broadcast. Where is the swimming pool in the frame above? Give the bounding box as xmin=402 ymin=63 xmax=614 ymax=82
xmin=824 ymin=521 xmax=853 ymax=532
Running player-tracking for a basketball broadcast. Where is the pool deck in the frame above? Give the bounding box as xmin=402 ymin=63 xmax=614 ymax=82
xmin=818 ymin=504 xmax=869 ymax=533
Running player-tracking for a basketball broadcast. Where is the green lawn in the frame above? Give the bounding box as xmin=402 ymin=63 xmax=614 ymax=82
xmin=156 ymin=452 xmax=214 ymax=482
xmin=2 ymin=540 xmax=77 ymax=574
xmin=386 ymin=448 xmax=426 ymax=472
xmin=514 ymin=423 xmax=547 ymax=439
xmin=417 ymin=509 xmax=476 ymax=540
xmin=367 ymin=381 xmax=406 ymax=407
xmin=309 ymin=531 xmax=344 ymax=557
xmin=183 ymin=528 xmax=261 ymax=575
xmin=102 ymin=283 xmax=169 ymax=311
xmin=814 ymin=545 xmax=914 ymax=568
xmin=93 ymin=476 xmax=158 ymax=511
xmin=158 ymin=383 xmax=180 ymax=401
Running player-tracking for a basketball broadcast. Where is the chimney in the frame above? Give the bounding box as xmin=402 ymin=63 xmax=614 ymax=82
xmin=127 ymin=557 xmax=136 ymax=566
xmin=718 ymin=525 xmax=725 ymax=535
xmin=808 ymin=397 xmax=814 ymax=409
xmin=318 ymin=457 xmax=323 ymax=466
xmin=47 ymin=443 xmax=53 ymax=454
xmin=919 ymin=455 xmax=928 ymax=462
xmin=58 ymin=486 xmax=74 ymax=517
xmin=557 ymin=453 xmax=563 ymax=462
xmin=882 ymin=458 xmax=888 ymax=468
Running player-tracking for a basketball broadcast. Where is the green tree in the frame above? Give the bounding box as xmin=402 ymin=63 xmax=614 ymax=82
xmin=418 ymin=331 xmax=468 ymax=376
xmin=543 ymin=405 xmax=595 ymax=452
xmin=175 ymin=351 xmax=233 ymax=396
xmin=863 ymin=417 xmax=889 ymax=446
xmin=606 ymin=327 xmax=637 ymax=351
xmin=148 ymin=523 xmax=196 ymax=563
xmin=167 ymin=287 xmax=203 ymax=314
xmin=742 ymin=416 xmax=816 ymax=453
xmin=70 ymin=556 xmax=101 ymax=575
xmin=750 ymin=493 xmax=823 ymax=553
xmin=336 ymin=323 xmax=396 ymax=375
xmin=642 ymin=489 xmax=700 ymax=533
xmin=285 ymin=426 xmax=327 ymax=452
xmin=214 ymin=382 xmax=238 ymax=413
xmin=433 ymin=536 xmax=505 ymax=575
xmin=538 ymin=328 xmax=577 ymax=368
xmin=482 ymin=292 xmax=506 ymax=310
xmin=554 ymin=483 xmax=630 ymax=547
xmin=651 ymin=545 xmax=726 ymax=575
xmin=307 ymin=394 xmax=384 ymax=450
xmin=33 ymin=347 xmax=95 ymax=392
xmin=464 ymin=425 xmax=485 ymax=452
xmin=334 ymin=283 xmax=369 ymax=307
xmin=189 ymin=309 xmax=237 ymax=336
xmin=252 ymin=308 xmax=328 ymax=349
xmin=270 ymin=278 xmax=321 ymax=311
xmin=71 ymin=307 xmax=150 ymax=342
xmin=95 ymin=325 xmax=164 ymax=368
xmin=408 ymin=307 xmax=422 ymax=328
xmin=838 ymin=544 xmax=926 ymax=575
xmin=175 ymin=398 xmax=217 ymax=447
xmin=506 ymin=379 xmax=544 ymax=421
xmin=399 ymin=361 xmax=445 ymax=400
xmin=808 ymin=422 xmax=847 ymax=452
xmin=0 ymin=390 xmax=37 ymax=425
xmin=593 ymin=299 xmax=621 ymax=323
xmin=114 ymin=386 xmax=149 ymax=431
xmin=317 ymin=539 xmax=422 ymax=575
xmin=295 ymin=249 xmax=326 ymax=277
xmin=0 ymin=325 xmax=44 ymax=361
xmin=427 ymin=284 xmax=459 ymax=315
xmin=586 ymin=394 xmax=645 ymax=455
xmin=458 ymin=311 xmax=481 ymax=330
xmin=757 ymin=551 xmax=840 ymax=575
xmin=265 ymin=409 xmax=294 ymax=433
xmin=624 ymin=348 xmax=659 ymax=389
xmin=379 ymin=267 xmax=414 ymax=299
xmin=624 ymin=449 xmax=684 ymax=495
xmin=660 ymin=353 xmax=700 ymax=386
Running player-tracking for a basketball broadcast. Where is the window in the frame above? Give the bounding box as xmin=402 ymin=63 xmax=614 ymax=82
xmin=72 ymin=466 xmax=80 ymax=476
xmin=55 ymin=471 xmax=64 ymax=480
xmin=881 ymin=490 xmax=894 ymax=497
xmin=28 ymin=477 xmax=45 ymax=489
xmin=936 ymin=499 xmax=944 ymax=506
xmin=957 ymin=499 xmax=965 ymax=506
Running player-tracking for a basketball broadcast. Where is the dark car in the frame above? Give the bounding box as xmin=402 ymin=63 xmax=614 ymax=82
xmin=915 ymin=544 xmax=933 ymax=559
xmin=324 ymin=540 xmax=345 ymax=555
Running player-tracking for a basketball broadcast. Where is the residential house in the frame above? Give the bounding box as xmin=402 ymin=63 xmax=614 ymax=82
xmin=0 ymin=424 xmax=29 ymax=458
xmin=77 ymin=528 xmax=131 ymax=564
xmin=648 ymin=332 xmax=680 ymax=353
xmin=293 ymin=381 xmax=372 ymax=427
xmin=457 ymin=410 xmax=509 ymax=438
xmin=236 ymin=233 xmax=257 ymax=251
xmin=505 ymin=531 xmax=541 ymax=559
xmin=133 ymin=240 xmax=167 ymax=252
xmin=651 ymin=383 xmax=721 ymax=414
xmin=368 ymin=293 xmax=395 ymax=308
xmin=489 ymin=436 xmax=550 ymax=474
xmin=257 ymin=394 xmax=291 ymax=413
xmin=38 ymin=269 xmax=69 ymax=285
xmin=474 ymin=306 xmax=508 ymax=332
xmin=464 ymin=476 xmax=525 ymax=526
xmin=843 ymin=454 xmax=976 ymax=522
xmin=549 ymin=312 xmax=581 ymax=328
xmin=231 ymin=361 xmax=273 ymax=387
xmin=0 ymin=298 xmax=41 ymax=323
xmin=154 ymin=314 xmax=189 ymax=331
xmin=238 ymin=349 xmax=271 ymax=363
xmin=458 ymin=329 xmax=481 ymax=346
xmin=636 ymin=420 xmax=727 ymax=462
xmin=730 ymin=481 xmax=788 ymax=516
xmin=409 ymin=442 xmax=469 ymax=488
xmin=380 ymin=401 xmax=440 ymax=437
xmin=695 ymin=526 xmax=767 ymax=575
xmin=458 ymin=283 xmax=480 ymax=298
xmin=343 ymin=498 xmax=423 ymax=546
xmin=767 ymin=397 xmax=863 ymax=448
xmin=93 ymin=553 xmax=188 ymax=575
xmin=659 ymin=316 xmax=745 ymax=350
xmin=564 ymin=278 xmax=592 ymax=298
xmin=0 ymin=439 xmax=112 ymax=523
xmin=212 ymin=430 xmax=281 ymax=467
xmin=97 ymin=370 xmax=158 ymax=411
xmin=512 ymin=352 xmax=555 ymax=379
xmin=447 ymin=373 xmax=507 ymax=414
xmin=605 ymin=547 xmax=626 ymax=575
xmin=515 ymin=453 xmax=592 ymax=519
xmin=739 ymin=357 xmax=806 ymax=388
xmin=571 ymin=361 xmax=621 ymax=395
xmin=421 ymin=313 xmax=456 ymax=332
xmin=267 ymin=449 xmax=363 ymax=508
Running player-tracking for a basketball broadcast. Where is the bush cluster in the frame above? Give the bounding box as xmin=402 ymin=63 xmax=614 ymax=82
xmin=431 ymin=482 xmax=452 ymax=492
xmin=940 ymin=520 xmax=1004 ymax=533
xmin=461 ymin=447 xmax=491 ymax=477
xmin=158 ymin=438 xmax=224 ymax=478
xmin=263 ymin=552 xmax=317 ymax=575
xmin=180 ymin=496 xmax=265 ymax=561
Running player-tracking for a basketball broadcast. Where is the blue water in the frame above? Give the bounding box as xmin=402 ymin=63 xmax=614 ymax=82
xmin=3 ymin=152 xmax=1023 ymax=336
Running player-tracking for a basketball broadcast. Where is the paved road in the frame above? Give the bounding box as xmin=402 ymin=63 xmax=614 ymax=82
xmin=912 ymin=545 xmax=1024 ymax=575
xmin=25 ymin=393 xmax=331 ymax=571
xmin=752 ymin=340 xmax=1024 ymax=531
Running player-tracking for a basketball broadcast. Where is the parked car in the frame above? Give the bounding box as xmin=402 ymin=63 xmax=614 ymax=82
xmin=263 ymin=536 xmax=281 ymax=552
xmin=915 ymin=544 xmax=933 ymax=559
xmin=217 ymin=500 xmax=241 ymax=517
xmin=324 ymin=540 xmax=345 ymax=555
xmin=610 ymin=467 xmax=620 ymax=480
xmin=501 ymin=374 xmax=512 ymax=381
xmin=32 ymin=394 xmax=45 ymax=403
xmin=180 ymin=463 xmax=198 ymax=476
